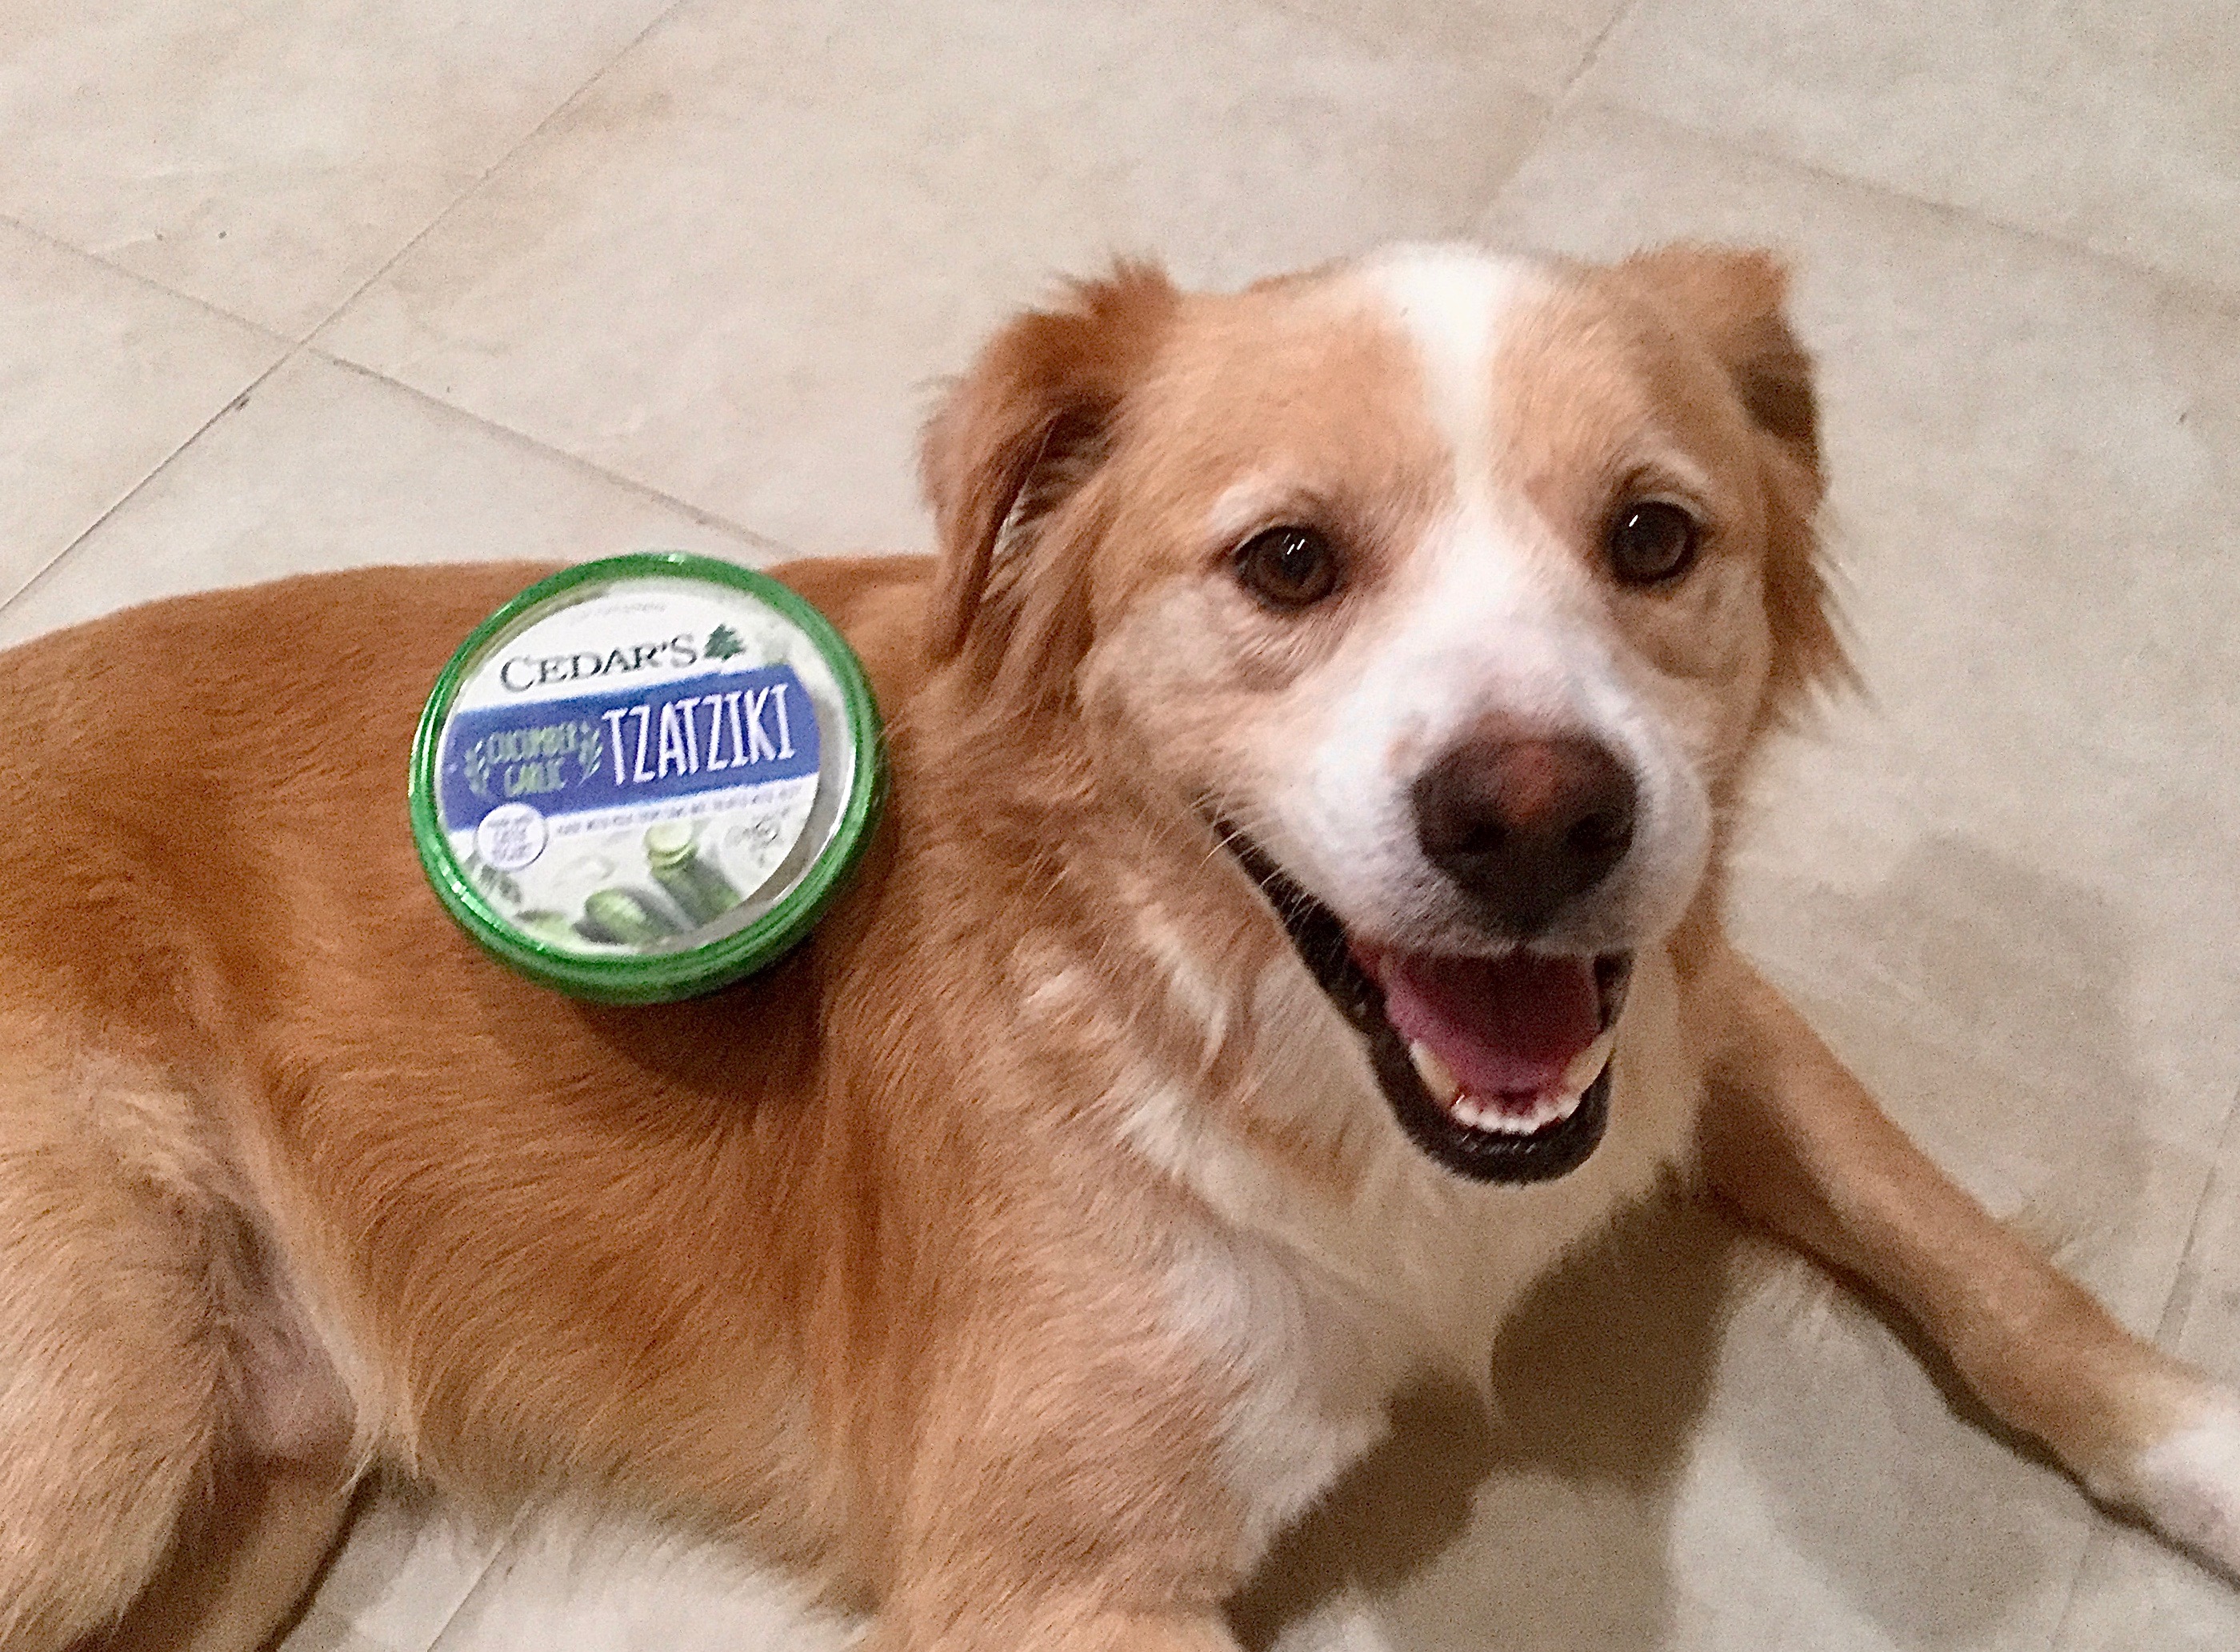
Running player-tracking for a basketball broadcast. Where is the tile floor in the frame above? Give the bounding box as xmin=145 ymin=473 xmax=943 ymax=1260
xmin=2 ymin=1 xmax=2235 ymax=1646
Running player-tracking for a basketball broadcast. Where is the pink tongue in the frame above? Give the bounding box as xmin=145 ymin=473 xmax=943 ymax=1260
xmin=1360 ymin=948 xmax=1600 ymax=1098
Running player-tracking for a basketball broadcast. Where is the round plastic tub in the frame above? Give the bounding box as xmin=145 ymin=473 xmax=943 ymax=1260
xmin=410 ymin=552 xmax=883 ymax=1002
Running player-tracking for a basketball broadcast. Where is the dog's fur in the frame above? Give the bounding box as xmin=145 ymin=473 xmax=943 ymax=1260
xmin=3 ymin=245 xmax=2237 ymax=1651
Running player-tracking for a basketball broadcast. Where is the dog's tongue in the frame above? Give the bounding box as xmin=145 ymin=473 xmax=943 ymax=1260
xmin=1358 ymin=947 xmax=1600 ymax=1097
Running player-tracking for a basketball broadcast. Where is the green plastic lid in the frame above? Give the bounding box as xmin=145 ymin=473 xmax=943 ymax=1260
xmin=410 ymin=552 xmax=884 ymax=1003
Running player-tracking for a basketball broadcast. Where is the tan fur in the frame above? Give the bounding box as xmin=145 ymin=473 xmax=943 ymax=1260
xmin=0 ymin=246 xmax=2228 ymax=1650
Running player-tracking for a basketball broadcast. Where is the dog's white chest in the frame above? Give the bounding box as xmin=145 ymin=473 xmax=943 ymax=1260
xmin=1123 ymin=948 xmax=1700 ymax=1562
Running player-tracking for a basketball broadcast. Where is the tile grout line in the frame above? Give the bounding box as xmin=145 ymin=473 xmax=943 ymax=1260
xmin=1555 ymin=0 xmax=1646 ymax=102
xmin=0 ymin=344 xmax=302 ymax=622
xmin=2151 ymin=1075 xmax=2240 ymax=1347
xmin=414 ymin=1502 xmax=534 ymax=1652
xmin=1538 ymin=96 xmax=2240 ymax=325
xmin=1462 ymin=0 xmax=1642 ymax=238
xmin=0 ymin=331 xmax=806 ymax=630
xmin=0 ymin=330 xmax=804 ymax=638
xmin=0 ymin=0 xmax=714 ymax=619
xmin=308 ymin=347 xmax=803 ymax=559
xmin=292 ymin=0 xmax=701 ymax=353
xmin=1 ymin=1 xmax=812 ymax=612
xmin=2045 ymin=1521 xmax=2105 ymax=1652
xmin=5 ymin=0 xmax=699 ymax=353
xmin=0 ymin=209 xmax=289 ymax=343
xmin=251 ymin=0 xmax=827 ymax=574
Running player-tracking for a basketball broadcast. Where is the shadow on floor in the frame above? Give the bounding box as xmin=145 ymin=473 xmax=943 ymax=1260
xmin=1230 ymin=1182 xmax=1740 ymax=1652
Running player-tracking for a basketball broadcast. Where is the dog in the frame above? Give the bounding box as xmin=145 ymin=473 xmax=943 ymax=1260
xmin=3 ymin=242 xmax=2237 ymax=1651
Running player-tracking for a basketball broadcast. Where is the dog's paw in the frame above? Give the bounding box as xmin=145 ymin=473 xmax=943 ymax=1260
xmin=2105 ymin=1390 xmax=2240 ymax=1578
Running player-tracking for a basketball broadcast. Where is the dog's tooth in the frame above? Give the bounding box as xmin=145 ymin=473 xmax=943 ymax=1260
xmin=1558 ymin=1026 xmax=1618 ymax=1103
xmin=1408 ymin=1041 xmax=1462 ymax=1106
xmin=1428 ymin=1050 xmax=1599 ymax=1137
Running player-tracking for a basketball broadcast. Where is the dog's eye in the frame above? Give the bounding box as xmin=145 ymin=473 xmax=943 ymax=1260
xmin=1234 ymin=526 xmax=1339 ymax=609
xmin=1605 ymin=501 xmax=1699 ymax=586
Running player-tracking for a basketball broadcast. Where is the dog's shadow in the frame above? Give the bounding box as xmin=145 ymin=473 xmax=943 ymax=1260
xmin=1229 ymin=833 xmax=2162 ymax=1651
xmin=1227 ymin=1186 xmax=1738 ymax=1652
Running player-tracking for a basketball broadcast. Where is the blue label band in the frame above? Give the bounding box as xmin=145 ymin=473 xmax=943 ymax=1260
xmin=436 ymin=663 xmax=822 ymax=833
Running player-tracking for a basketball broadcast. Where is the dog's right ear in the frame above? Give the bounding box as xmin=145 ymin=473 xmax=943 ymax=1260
xmin=920 ymin=262 xmax=1179 ymax=670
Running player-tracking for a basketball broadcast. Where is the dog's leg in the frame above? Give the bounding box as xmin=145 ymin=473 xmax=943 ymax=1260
xmin=0 ymin=1030 xmax=355 ymax=1650
xmin=843 ymin=1271 xmax=1254 ymax=1652
xmin=0 ymin=1061 xmax=225 ymax=1648
xmin=856 ymin=1447 xmax=1250 ymax=1652
xmin=1689 ymin=933 xmax=2240 ymax=1574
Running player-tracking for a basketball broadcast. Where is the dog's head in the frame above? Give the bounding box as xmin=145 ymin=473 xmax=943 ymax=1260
xmin=922 ymin=244 xmax=1840 ymax=1184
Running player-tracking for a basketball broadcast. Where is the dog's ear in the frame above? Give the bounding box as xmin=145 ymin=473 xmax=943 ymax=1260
xmin=920 ymin=262 xmax=1179 ymax=676
xmin=1620 ymin=244 xmax=1820 ymax=475
xmin=1618 ymin=245 xmax=1850 ymax=714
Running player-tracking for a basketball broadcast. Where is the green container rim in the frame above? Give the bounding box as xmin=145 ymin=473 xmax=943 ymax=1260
xmin=409 ymin=551 xmax=886 ymax=1004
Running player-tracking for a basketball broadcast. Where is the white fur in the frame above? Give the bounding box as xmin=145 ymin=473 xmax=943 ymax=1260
xmin=1356 ymin=244 xmax=1523 ymax=521
xmin=1132 ymin=906 xmax=1233 ymax=1063
xmin=1159 ymin=1218 xmax=1399 ymax=1570
xmin=2110 ymin=1396 xmax=2240 ymax=1577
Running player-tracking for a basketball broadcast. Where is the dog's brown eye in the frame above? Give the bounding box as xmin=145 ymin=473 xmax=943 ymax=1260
xmin=1606 ymin=501 xmax=1699 ymax=586
xmin=1235 ymin=526 xmax=1339 ymax=609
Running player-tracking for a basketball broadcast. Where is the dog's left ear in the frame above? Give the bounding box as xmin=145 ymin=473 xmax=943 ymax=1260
xmin=1619 ymin=244 xmax=1819 ymax=475
xmin=920 ymin=262 xmax=1180 ymax=681
xmin=1618 ymin=245 xmax=1850 ymax=714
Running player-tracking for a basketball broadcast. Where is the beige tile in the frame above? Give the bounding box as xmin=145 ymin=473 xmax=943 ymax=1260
xmin=0 ymin=0 xmax=683 ymax=336
xmin=0 ymin=221 xmax=280 ymax=604
xmin=1258 ymin=0 xmax=1632 ymax=94
xmin=1246 ymin=1194 xmax=2106 ymax=1652
xmin=2158 ymin=1140 xmax=2240 ymax=1429
xmin=278 ymin=1487 xmax=511 ymax=1652
xmin=0 ymin=349 xmax=781 ymax=649
xmin=319 ymin=0 xmax=1548 ymax=555
xmin=1654 ymin=1275 xmax=2097 ymax=1652
xmin=278 ymin=1616 xmax=394 ymax=1652
xmin=2054 ymin=1547 xmax=2240 ymax=1652
xmin=1576 ymin=0 xmax=2240 ymax=297
xmin=426 ymin=1509 xmax=860 ymax=1652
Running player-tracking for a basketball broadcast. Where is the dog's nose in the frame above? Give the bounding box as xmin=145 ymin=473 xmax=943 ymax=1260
xmin=1411 ymin=731 xmax=1638 ymax=935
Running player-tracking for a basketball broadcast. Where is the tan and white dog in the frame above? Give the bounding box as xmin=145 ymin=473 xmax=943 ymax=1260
xmin=2 ymin=244 xmax=2236 ymax=1651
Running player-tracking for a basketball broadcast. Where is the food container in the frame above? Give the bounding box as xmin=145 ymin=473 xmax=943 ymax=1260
xmin=410 ymin=552 xmax=883 ymax=1003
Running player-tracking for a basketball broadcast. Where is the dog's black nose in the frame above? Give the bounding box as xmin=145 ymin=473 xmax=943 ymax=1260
xmin=1412 ymin=730 xmax=1638 ymax=936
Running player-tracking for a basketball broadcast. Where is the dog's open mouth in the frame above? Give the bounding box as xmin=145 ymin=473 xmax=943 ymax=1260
xmin=1217 ymin=827 xmax=1629 ymax=1184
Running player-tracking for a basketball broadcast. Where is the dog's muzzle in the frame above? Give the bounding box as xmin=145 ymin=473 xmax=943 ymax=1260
xmin=1214 ymin=825 xmax=1630 ymax=1184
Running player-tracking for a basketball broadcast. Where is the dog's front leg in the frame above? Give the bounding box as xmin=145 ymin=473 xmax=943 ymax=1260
xmin=1686 ymin=928 xmax=2240 ymax=1575
xmin=858 ymin=1452 xmax=1247 ymax=1652
xmin=842 ymin=1274 xmax=1252 ymax=1652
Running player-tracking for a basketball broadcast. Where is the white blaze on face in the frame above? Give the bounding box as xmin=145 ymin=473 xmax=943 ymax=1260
xmin=1254 ymin=244 xmax=1713 ymax=956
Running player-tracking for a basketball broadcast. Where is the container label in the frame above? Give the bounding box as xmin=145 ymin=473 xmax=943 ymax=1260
xmin=436 ymin=665 xmax=820 ymax=827
xmin=434 ymin=588 xmax=835 ymax=956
